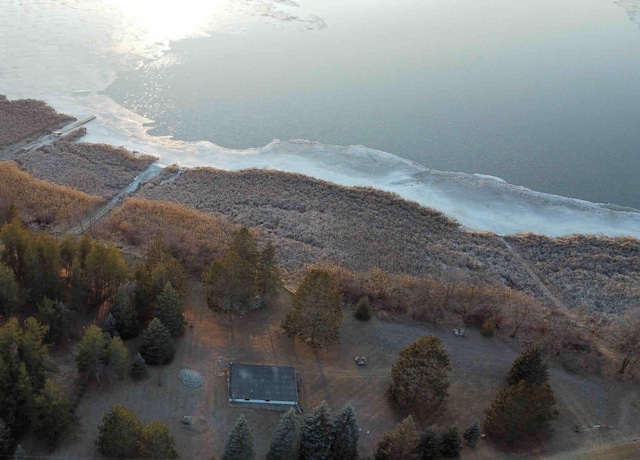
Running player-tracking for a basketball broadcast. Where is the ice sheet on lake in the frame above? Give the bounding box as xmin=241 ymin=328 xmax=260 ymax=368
xmin=67 ymin=95 xmax=640 ymax=240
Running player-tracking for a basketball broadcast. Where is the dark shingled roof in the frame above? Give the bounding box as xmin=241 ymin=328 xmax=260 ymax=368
xmin=229 ymin=363 xmax=298 ymax=403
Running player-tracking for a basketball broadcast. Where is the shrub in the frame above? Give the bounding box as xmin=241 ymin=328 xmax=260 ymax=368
xmin=354 ymin=296 xmax=372 ymax=321
xmin=480 ymin=318 xmax=496 ymax=337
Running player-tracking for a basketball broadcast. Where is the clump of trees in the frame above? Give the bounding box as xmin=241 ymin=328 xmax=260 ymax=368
xmin=0 ymin=318 xmax=75 ymax=453
xmin=388 ymin=335 xmax=451 ymax=416
xmin=227 ymin=402 xmax=359 ymax=460
xmin=484 ymin=345 xmax=557 ymax=446
xmin=96 ymin=405 xmax=178 ymax=459
xmin=76 ymin=325 xmax=129 ymax=383
xmin=375 ymin=416 xmax=462 ymax=460
xmin=281 ymin=268 xmax=344 ymax=348
xmin=202 ymin=227 xmax=281 ymax=314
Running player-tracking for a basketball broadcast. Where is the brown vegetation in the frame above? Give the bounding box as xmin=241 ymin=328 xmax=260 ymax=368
xmin=135 ymin=168 xmax=548 ymax=296
xmin=98 ymin=197 xmax=236 ymax=273
xmin=0 ymin=161 xmax=103 ymax=228
xmin=0 ymin=96 xmax=74 ymax=148
xmin=506 ymin=234 xmax=640 ymax=314
xmin=16 ymin=141 xmax=157 ymax=199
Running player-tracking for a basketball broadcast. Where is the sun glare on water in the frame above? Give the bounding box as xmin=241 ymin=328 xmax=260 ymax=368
xmin=106 ymin=0 xmax=232 ymax=45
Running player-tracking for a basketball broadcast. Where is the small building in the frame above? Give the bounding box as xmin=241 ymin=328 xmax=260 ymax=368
xmin=228 ymin=363 xmax=299 ymax=411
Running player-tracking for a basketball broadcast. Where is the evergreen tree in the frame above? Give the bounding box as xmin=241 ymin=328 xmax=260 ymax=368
xmin=388 ymin=335 xmax=450 ymax=416
xmin=354 ymin=296 xmax=372 ymax=321
xmin=0 ymin=218 xmax=30 ymax=283
xmin=140 ymin=420 xmax=179 ymax=459
xmin=140 ymin=318 xmax=175 ymax=365
xmin=153 ymin=282 xmax=186 ymax=337
xmin=375 ymin=415 xmax=420 ymax=460
xmin=30 ymin=379 xmax=75 ymax=451
xmin=330 ymin=405 xmax=359 ymax=460
xmin=37 ymin=297 xmax=73 ymax=344
xmin=0 ymin=418 xmax=13 ymax=457
xmin=59 ymin=234 xmax=78 ymax=271
xmin=0 ymin=262 xmax=18 ymax=317
xmin=84 ymin=241 xmax=129 ymax=308
xmin=18 ymin=317 xmax=49 ymax=391
xmin=484 ymin=380 xmax=557 ymax=446
xmin=110 ymin=282 xmax=140 ymax=339
xmin=24 ymin=233 xmax=63 ymax=304
xmin=0 ymin=344 xmax=32 ymax=438
xmin=439 ymin=426 xmax=461 ymax=458
xmin=224 ymin=414 xmax=255 ymax=460
xmin=103 ymin=312 xmax=117 ymax=337
xmin=105 ymin=336 xmax=129 ymax=381
xmin=76 ymin=325 xmax=109 ymax=380
xmin=255 ymin=241 xmax=281 ymax=305
xmin=131 ymin=352 xmax=149 ymax=380
xmin=267 ymin=408 xmax=299 ymax=460
xmin=96 ymin=405 xmax=143 ymax=459
xmin=462 ymin=420 xmax=480 ymax=448
xmin=150 ymin=258 xmax=188 ymax=298
xmin=507 ymin=344 xmax=548 ymax=386
xmin=416 ymin=427 xmax=441 ymax=460
xmin=12 ymin=445 xmax=26 ymax=460
xmin=281 ymin=269 xmax=344 ymax=349
xmin=300 ymin=401 xmax=334 ymax=460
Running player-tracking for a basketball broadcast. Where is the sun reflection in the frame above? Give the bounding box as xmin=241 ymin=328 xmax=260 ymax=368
xmin=106 ymin=0 xmax=231 ymax=45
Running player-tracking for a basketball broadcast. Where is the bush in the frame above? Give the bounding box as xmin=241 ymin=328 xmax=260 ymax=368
xmin=354 ymin=296 xmax=372 ymax=321
xmin=481 ymin=318 xmax=496 ymax=337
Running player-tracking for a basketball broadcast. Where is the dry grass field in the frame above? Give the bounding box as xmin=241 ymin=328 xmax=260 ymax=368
xmin=43 ymin=282 xmax=640 ymax=460
xmin=0 ymin=96 xmax=74 ymax=148
xmin=16 ymin=141 xmax=157 ymax=199
xmin=0 ymin=161 xmax=103 ymax=229
xmin=506 ymin=234 xmax=640 ymax=314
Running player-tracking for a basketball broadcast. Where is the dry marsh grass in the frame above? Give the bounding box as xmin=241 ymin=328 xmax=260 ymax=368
xmin=98 ymin=197 xmax=236 ymax=273
xmin=0 ymin=161 xmax=103 ymax=228
xmin=16 ymin=141 xmax=157 ymax=199
xmin=136 ymin=168 xmax=545 ymax=295
xmin=0 ymin=96 xmax=74 ymax=147
xmin=506 ymin=234 xmax=640 ymax=314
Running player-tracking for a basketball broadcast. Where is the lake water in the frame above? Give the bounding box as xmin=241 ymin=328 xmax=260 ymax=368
xmin=1 ymin=0 xmax=640 ymax=237
xmin=104 ymin=0 xmax=640 ymax=209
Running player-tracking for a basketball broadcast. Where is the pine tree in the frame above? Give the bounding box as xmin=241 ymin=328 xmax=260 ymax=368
xmin=439 ymin=426 xmax=461 ymax=458
xmin=388 ymin=335 xmax=450 ymax=416
xmin=12 ymin=445 xmax=26 ymax=460
xmin=330 ymin=405 xmax=359 ymax=460
xmin=110 ymin=282 xmax=139 ymax=339
xmin=96 ymin=405 xmax=143 ymax=459
xmin=103 ymin=312 xmax=117 ymax=337
xmin=131 ymin=352 xmax=149 ymax=380
xmin=37 ymin=297 xmax=73 ymax=344
xmin=354 ymin=296 xmax=372 ymax=321
xmin=30 ymin=379 xmax=75 ymax=451
xmin=0 ymin=262 xmax=18 ymax=317
xmin=255 ymin=241 xmax=281 ymax=305
xmin=76 ymin=325 xmax=109 ymax=380
xmin=507 ymin=344 xmax=548 ymax=386
xmin=375 ymin=415 xmax=420 ymax=460
xmin=267 ymin=408 xmax=299 ymax=460
xmin=153 ymin=282 xmax=186 ymax=337
xmin=224 ymin=414 xmax=255 ymax=460
xmin=462 ymin=420 xmax=480 ymax=448
xmin=416 ymin=427 xmax=441 ymax=460
xmin=484 ymin=380 xmax=557 ymax=446
xmin=281 ymin=269 xmax=344 ymax=349
xmin=140 ymin=420 xmax=179 ymax=459
xmin=140 ymin=318 xmax=175 ymax=365
xmin=0 ymin=418 xmax=13 ymax=456
xmin=300 ymin=401 xmax=334 ymax=460
xmin=105 ymin=336 xmax=129 ymax=381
